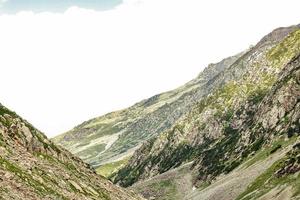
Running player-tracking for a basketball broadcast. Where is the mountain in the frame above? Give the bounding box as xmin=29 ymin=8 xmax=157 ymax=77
xmin=110 ymin=25 xmax=300 ymax=199
xmin=53 ymin=24 xmax=300 ymax=200
xmin=0 ymin=104 xmax=143 ymax=199
xmin=53 ymin=52 xmax=242 ymax=168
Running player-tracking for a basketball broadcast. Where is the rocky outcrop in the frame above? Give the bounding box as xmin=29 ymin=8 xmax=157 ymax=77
xmin=276 ymin=143 xmax=300 ymax=177
xmin=0 ymin=105 xmax=143 ymax=200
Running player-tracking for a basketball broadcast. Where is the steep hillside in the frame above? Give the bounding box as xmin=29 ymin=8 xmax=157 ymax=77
xmin=52 ymin=24 xmax=300 ymax=200
xmin=53 ymin=52 xmax=243 ymax=167
xmin=110 ymin=25 xmax=300 ymax=200
xmin=130 ymin=131 xmax=299 ymax=200
xmin=111 ymin=25 xmax=300 ymax=187
xmin=0 ymin=104 xmax=143 ymax=200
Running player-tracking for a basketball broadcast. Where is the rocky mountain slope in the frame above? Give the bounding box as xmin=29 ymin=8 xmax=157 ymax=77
xmin=110 ymin=25 xmax=300 ymax=199
xmin=53 ymin=24 xmax=300 ymax=200
xmin=53 ymin=52 xmax=242 ymax=168
xmin=0 ymin=104 xmax=143 ymax=200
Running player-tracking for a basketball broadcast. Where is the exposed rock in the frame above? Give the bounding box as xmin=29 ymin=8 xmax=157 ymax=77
xmin=111 ymin=25 xmax=300 ymax=188
xmin=53 ymin=52 xmax=244 ymax=167
xmin=0 ymin=104 xmax=144 ymax=200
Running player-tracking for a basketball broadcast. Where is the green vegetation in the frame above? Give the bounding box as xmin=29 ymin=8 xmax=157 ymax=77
xmin=0 ymin=105 xmax=17 ymax=127
xmin=75 ymin=143 xmax=106 ymax=159
xmin=96 ymin=157 xmax=130 ymax=178
xmin=267 ymin=29 xmax=300 ymax=68
xmin=237 ymin=141 xmax=300 ymax=200
xmin=33 ymin=131 xmax=62 ymax=154
xmin=34 ymin=152 xmax=58 ymax=163
xmin=135 ymin=179 xmax=179 ymax=200
xmin=50 ymin=25 xmax=300 ymax=200
xmin=237 ymin=157 xmax=288 ymax=200
xmin=113 ymin=59 xmax=284 ymax=186
xmin=197 ymin=127 xmax=240 ymax=179
xmin=0 ymin=105 xmax=17 ymax=118
xmin=152 ymin=180 xmax=178 ymax=200
xmin=0 ymin=102 xmax=142 ymax=200
xmin=52 ymin=52 xmax=241 ymax=169
xmin=0 ymin=156 xmax=67 ymax=199
xmin=243 ymin=136 xmax=298 ymax=169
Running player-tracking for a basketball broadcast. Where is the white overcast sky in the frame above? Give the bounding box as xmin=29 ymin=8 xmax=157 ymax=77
xmin=0 ymin=0 xmax=300 ymax=137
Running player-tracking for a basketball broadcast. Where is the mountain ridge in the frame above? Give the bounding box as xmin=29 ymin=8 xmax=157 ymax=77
xmin=0 ymin=103 xmax=143 ymax=199
xmin=111 ymin=25 xmax=300 ymax=187
xmin=53 ymin=51 xmax=244 ymax=168
xmin=53 ymin=24 xmax=300 ymax=200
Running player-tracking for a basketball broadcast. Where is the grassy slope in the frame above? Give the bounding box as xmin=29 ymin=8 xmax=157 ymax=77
xmin=53 ymin=54 xmax=241 ymax=168
xmin=96 ymin=157 xmax=130 ymax=178
xmin=236 ymin=142 xmax=300 ymax=200
xmin=112 ymin=26 xmax=300 ymax=200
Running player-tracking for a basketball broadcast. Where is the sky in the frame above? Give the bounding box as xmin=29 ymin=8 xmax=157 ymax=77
xmin=0 ymin=0 xmax=122 ymax=13
xmin=0 ymin=0 xmax=300 ymax=137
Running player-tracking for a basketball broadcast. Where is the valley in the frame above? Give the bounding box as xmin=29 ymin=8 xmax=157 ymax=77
xmin=53 ymin=24 xmax=300 ymax=200
xmin=1 ymin=23 xmax=299 ymax=200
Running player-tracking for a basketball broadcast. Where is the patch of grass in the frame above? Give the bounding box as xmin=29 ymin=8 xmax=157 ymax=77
xmin=0 ymin=105 xmax=17 ymax=118
xmin=153 ymin=180 xmax=178 ymax=200
xmin=267 ymin=29 xmax=300 ymax=68
xmin=293 ymin=173 xmax=300 ymax=196
xmin=96 ymin=157 xmax=130 ymax=178
xmin=243 ymin=136 xmax=297 ymax=169
xmin=243 ymin=148 xmax=268 ymax=169
xmin=75 ymin=143 xmax=106 ymax=159
xmin=236 ymin=157 xmax=287 ymax=200
xmin=136 ymin=179 xmax=179 ymax=200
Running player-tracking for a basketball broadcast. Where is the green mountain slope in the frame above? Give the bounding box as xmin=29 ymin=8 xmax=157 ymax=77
xmin=53 ymin=52 xmax=243 ymax=168
xmin=111 ymin=25 xmax=300 ymax=187
xmin=0 ymin=104 xmax=143 ymax=200
xmin=112 ymin=26 xmax=300 ymax=199
xmin=53 ymin=24 xmax=300 ymax=200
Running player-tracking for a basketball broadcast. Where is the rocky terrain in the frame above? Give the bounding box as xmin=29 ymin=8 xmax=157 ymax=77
xmin=110 ymin=25 xmax=300 ymax=199
xmin=53 ymin=24 xmax=300 ymax=200
xmin=0 ymin=104 xmax=143 ymax=200
xmin=53 ymin=52 xmax=242 ymax=168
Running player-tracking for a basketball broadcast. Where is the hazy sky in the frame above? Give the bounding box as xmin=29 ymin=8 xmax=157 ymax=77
xmin=0 ymin=0 xmax=300 ymax=137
